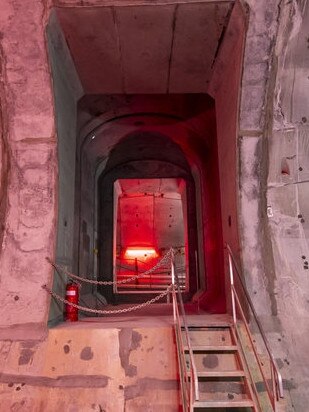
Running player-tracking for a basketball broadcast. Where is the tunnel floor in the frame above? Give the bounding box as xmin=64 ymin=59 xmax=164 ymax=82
xmin=54 ymin=306 xmax=232 ymax=329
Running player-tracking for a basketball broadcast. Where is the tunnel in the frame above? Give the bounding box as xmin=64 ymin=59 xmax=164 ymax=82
xmin=44 ymin=1 xmax=242 ymax=324
xmin=1 ymin=0 xmax=308 ymax=409
xmin=98 ymin=132 xmax=197 ymax=303
xmin=70 ymin=94 xmax=225 ymax=310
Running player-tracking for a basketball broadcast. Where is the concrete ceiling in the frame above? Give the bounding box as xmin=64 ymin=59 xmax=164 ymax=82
xmin=56 ymin=1 xmax=233 ymax=94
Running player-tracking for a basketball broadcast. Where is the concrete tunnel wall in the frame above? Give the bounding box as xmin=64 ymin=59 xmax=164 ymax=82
xmin=0 ymin=0 xmax=57 ymax=340
xmin=75 ymin=96 xmax=226 ymax=310
xmin=46 ymin=11 xmax=84 ymax=325
xmin=43 ymin=4 xmax=246 ymax=322
xmin=3 ymin=0 xmax=309 ymax=409
xmin=0 ymin=0 xmax=245 ymax=335
xmin=237 ymin=1 xmax=309 ymax=409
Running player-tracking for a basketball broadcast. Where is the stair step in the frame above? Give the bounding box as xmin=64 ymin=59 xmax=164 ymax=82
xmin=193 ymin=399 xmax=255 ymax=408
xmin=185 ymin=345 xmax=238 ymax=352
xmin=182 ymin=326 xmax=231 ymax=329
xmin=190 ymin=370 xmax=246 ymax=378
xmin=186 ymin=352 xmax=240 ymax=372
xmin=182 ymin=330 xmax=233 ymax=347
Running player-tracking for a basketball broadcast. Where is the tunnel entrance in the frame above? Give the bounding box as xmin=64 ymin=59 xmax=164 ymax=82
xmin=46 ymin=91 xmax=227 ymax=323
xmin=114 ymin=178 xmax=188 ymax=295
xmin=98 ymin=130 xmax=199 ymax=304
xmin=43 ymin=0 xmax=241 ymax=324
xmin=40 ymin=0 xmax=247 ymax=326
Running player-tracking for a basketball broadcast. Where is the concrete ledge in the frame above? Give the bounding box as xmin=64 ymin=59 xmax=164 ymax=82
xmin=0 ymin=323 xmax=48 ymax=342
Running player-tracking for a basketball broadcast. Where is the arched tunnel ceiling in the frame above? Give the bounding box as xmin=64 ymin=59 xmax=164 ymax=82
xmin=55 ymin=1 xmax=233 ymax=94
xmin=78 ymin=95 xmax=216 ymax=171
xmin=85 ymin=116 xmax=206 ymax=171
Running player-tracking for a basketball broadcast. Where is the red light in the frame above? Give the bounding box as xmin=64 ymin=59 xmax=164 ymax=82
xmin=124 ymin=247 xmax=158 ymax=259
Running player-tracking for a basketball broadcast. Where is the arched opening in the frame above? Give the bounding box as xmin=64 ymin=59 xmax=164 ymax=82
xmin=42 ymin=91 xmax=227 ymax=323
xmin=97 ymin=132 xmax=198 ymax=303
xmin=70 ymin=94 xmax=226 ymax=314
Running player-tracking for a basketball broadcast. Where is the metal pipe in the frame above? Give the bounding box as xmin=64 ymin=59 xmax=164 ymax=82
xmin=171 ymin=248 xmax=199 ymax=409
xmin=172 ymin=286 xmax=189 ymax=409
xmin=174 ymin=269 xmax=199 ymax=402
xmin=228 ymin=253 xmax=237 ymax=325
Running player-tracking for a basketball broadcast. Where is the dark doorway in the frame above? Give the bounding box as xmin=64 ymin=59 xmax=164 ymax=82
xmin=98 ymin=132 xmax=198 ymax=303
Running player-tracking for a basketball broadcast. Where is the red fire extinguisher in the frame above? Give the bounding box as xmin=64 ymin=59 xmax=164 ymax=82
xmin=64 ymin=282 xmax=79 ymax=322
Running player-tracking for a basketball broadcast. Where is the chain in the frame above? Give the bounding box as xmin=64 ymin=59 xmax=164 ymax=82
xmin=42 ymin=284 xmax=173 ymax=315
xmin=46 ymin=248 xmax=173 ymax=286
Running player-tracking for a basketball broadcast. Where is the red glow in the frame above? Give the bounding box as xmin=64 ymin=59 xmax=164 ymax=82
xmin=124 ymin=247 xmax=158 ymax=258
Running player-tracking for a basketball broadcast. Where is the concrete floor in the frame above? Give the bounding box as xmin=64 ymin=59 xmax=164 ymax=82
xmin=70 ymin=304 xmax=233 ymax=329
xmin=1 ymin=306 xmax=186 ymax=411
xmin=0 ymin=305 xmax=232 ymax=412
xmin=0 ymin=305 xmax=280 ymax=411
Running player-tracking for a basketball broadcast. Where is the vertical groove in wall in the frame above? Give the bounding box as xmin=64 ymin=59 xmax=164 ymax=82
xmin=259 ymin=1 xmax=285 ymax=316
xmin=112 ymin=6 xmax=126 ymax=93
xmin=166 ymin=4 xmax=178 ymax=93
xmin=0 ymin=38 xmax=10 ymax=267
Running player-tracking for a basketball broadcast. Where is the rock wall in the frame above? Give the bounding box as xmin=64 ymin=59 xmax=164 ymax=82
xmin=0 ymin=0 xmax=57 ymax=339
xmin=239 ymin=0 xmax=309 ymax=409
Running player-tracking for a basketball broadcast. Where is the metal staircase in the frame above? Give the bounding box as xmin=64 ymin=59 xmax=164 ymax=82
xmin=183 ymin=324 xmax=256 ymax=410
xmin=171 ymin=246 xmax=284 ymax=411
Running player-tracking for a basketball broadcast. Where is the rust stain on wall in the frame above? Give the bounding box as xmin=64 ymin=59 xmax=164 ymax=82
xmin=80 ymin=346 xmax=94 ymax=360
xmin=0 ymin=373 xmax=110 ymax=388
xmin=63 ymin=344 xmax=70 ymax=354
xmin=124 ymin=377 xmax=178 ymax=400
xmin=18 ymin=342 xmax=37 ymax=366
xmin=118 ymin=329 xmax=142 ymax=377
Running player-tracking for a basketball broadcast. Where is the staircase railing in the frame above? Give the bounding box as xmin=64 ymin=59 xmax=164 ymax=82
xmin=171 ymin=250 xmax=199 ymax=411
xmin=225 ymin=243 xmax=284 ymax=411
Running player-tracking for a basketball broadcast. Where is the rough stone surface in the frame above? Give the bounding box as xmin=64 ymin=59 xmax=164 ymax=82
xmin=0 ymin=0 xmax=308 ymax=410
xmin=0 ymin=0 xmax=57 ymax=336
xmin=238 ymin=0 xmax=309 ymax=410
xmin=266 ymin=2 xmax=309 ymax=409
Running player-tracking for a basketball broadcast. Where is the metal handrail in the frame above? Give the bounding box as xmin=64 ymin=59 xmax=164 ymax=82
xmin=171 ymin=250 xmax=199 ymax=411
xmin=225 ymin=243 xmax=284 ymax=409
